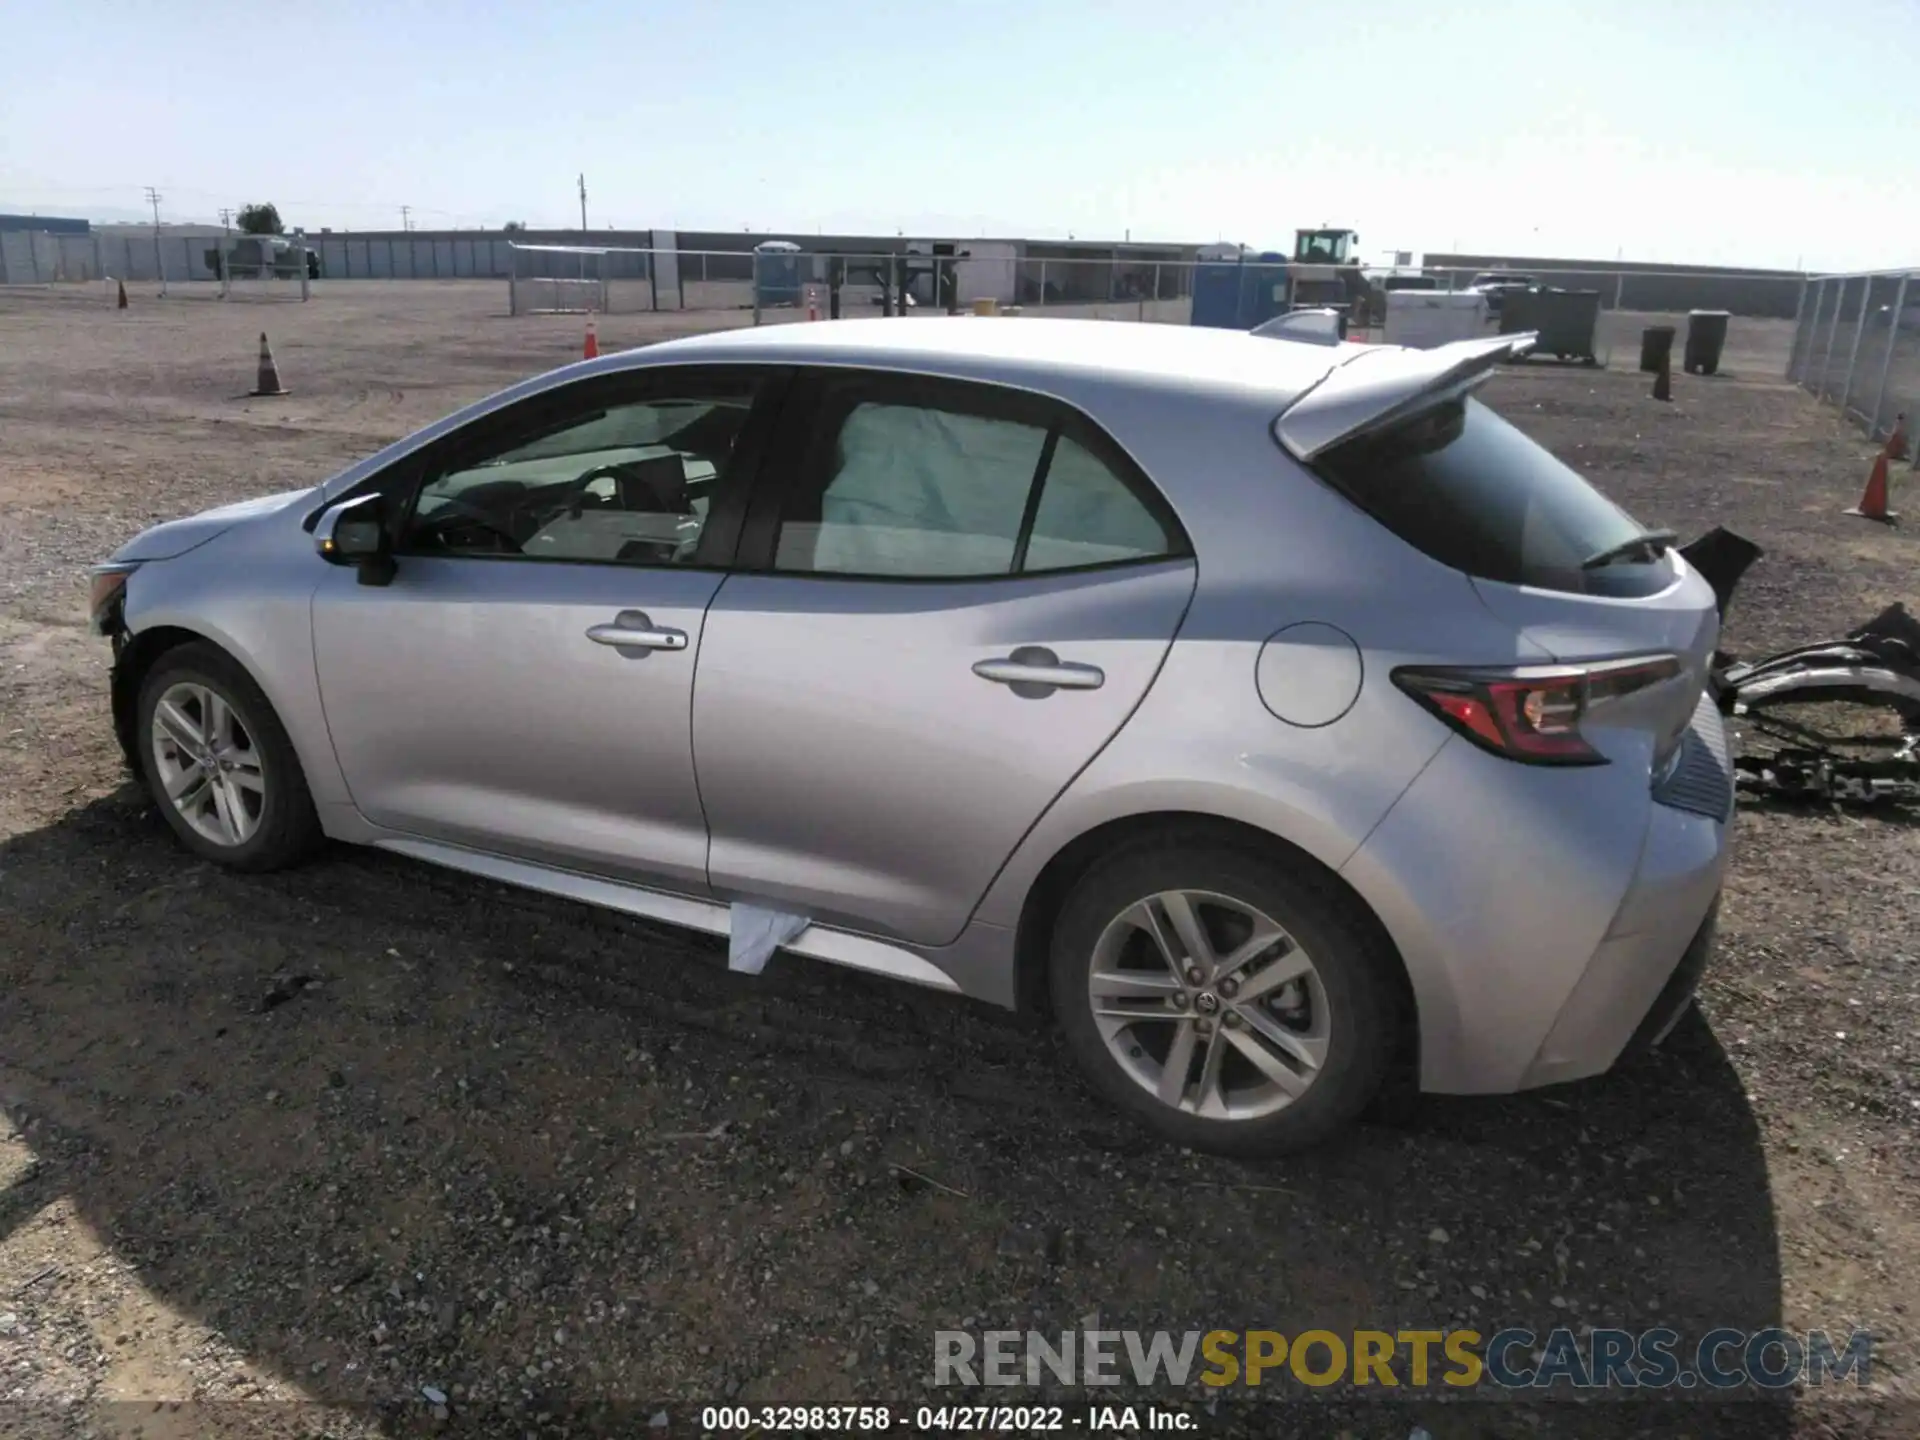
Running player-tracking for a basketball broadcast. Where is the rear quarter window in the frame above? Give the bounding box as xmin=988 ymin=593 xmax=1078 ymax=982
xmin=1311 ymin=395 xmax=1672 ymax=598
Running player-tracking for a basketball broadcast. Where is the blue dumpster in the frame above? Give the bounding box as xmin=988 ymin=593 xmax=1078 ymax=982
xmin=754 ymin=241 xmax=804 ymax=308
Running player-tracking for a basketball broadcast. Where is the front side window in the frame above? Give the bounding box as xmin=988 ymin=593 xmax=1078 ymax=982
xmin=401 ymin=378 xmax=762 ymax=565
xmin=772 ymin=380 xmax=1181 ymax=580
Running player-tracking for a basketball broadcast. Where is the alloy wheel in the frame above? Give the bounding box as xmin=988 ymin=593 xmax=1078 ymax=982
xmin=1087 ymin=890 xmax=1330 ymax=1121
xmin=149 ymin=681 xmax=266 ymax=848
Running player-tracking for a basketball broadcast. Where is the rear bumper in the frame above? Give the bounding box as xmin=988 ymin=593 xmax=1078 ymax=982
xmin=1340 ymin=721 xmax=1733 ymax=1095
xmin=1518 ymin=881 xmax=1722 ymax=1089
xmin=1624 ymin=892 xmax=1721 ymax=1054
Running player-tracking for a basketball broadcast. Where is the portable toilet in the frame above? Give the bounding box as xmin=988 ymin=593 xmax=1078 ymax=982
xmin=753 ymin=241 xmax=804 ymax=308
xmin=1190 ymin=244 xmax=1248 ymax=328
xmin=1239 ymin=252 xmax=1292 ymax=328
xmin=1191 ymin=246 xmax=1292 ymax=329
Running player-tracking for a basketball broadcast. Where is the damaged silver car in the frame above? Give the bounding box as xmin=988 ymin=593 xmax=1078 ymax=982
xmin=90 ymin=317 xmax=1736 ymax=1155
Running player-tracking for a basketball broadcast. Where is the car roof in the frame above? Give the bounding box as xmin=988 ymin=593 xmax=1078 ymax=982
xmin=623 ymin=316 xmax=1350 ymax=409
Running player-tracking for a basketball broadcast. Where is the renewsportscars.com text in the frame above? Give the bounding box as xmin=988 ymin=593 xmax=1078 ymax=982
xmin=932 ymin=1325 xmax=1873 ymax=1391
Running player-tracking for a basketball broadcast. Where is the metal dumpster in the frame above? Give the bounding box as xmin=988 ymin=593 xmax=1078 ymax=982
xmin=1685 ymin=310 xmax=1731 ymax=375
xmin=1500 ymin=288 xmax=1601 ymax=363
xmin=1386 ymin=290 xmax=1490 ymax=348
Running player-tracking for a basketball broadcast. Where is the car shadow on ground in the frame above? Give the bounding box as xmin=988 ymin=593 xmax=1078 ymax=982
xmin=0 ymin=791 xmax=1804 ymax=1437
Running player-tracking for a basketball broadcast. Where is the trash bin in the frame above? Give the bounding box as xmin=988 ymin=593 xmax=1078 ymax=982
xmin=752 ymin=241 xmax=804 ymax=310
xmin=1640 ymin=325 xmax=1677 ymax=374
xmin=1501 ymin=288 xmax=1601 ymax=363
xmin=1685 ymin=310 xmax=1731 ymax=376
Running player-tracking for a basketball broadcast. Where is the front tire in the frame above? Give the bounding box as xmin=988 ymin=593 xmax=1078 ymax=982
xmin=1049 ymin=838 xmax=1398 ymax=1157
xmin=135 ymin=642 xmax=323 ymax=872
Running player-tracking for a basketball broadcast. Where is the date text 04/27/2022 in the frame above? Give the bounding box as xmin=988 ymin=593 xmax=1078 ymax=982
xmin=698 ymin=1403 xmax=1197 ymax=1432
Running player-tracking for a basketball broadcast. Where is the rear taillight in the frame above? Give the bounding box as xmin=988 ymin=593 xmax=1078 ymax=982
xmin=1392 ymin=656 xmax=1683 ymax=766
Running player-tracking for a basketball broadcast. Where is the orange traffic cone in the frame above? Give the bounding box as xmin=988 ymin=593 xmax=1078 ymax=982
xmin=249 ymin=332 xmax=289 ymax=397
xmin=1846 ymin=447 xmax=1897 ymax=524
xmin=1888 ymin=412 xmax=1909 ymax=463
xmin=583 ymin=318 xmax=599 ymax=360
xmin=1652 ymin=356 xmax=1672 ymax=402
xmin=116 ymin=278 xmax=128 ymax=310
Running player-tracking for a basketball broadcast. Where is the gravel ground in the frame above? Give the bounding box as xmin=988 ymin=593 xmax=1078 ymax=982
xmin=0 ymin=282 xmax=1915 ymax=1439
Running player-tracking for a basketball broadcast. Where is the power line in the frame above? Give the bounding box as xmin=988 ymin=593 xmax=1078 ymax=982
xmin=578 ymin=173 xmax=588 ymax=234
xmin=400 ymin=204 xmax=412 ymax=232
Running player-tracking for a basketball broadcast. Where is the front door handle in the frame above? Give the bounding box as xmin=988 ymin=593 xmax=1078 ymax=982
xmin=973 ymin=646 xmax=1105 ymax=697
xmin=586 ymin=610 xmax=688 ymax=652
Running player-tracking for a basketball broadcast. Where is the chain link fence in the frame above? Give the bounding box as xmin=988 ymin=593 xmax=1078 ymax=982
xmin=0 ymin=223 xmax=1811 ymax=378
xmin=1787 ymin=268 xmax=1918 ymax=454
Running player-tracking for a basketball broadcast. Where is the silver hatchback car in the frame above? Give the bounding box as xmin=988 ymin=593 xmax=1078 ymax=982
xmin=90 ymin=317 xmax=1735 ymax=1155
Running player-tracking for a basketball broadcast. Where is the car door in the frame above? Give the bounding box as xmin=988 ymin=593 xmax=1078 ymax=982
xmin=311 ymin=363 xmax=788 ymax=893
xmin=691 ymin=368 xmax=1198 ymax=946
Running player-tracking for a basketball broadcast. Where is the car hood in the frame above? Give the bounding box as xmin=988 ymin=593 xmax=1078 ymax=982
xmin=108 ymin=486 xmax=317 ymax=563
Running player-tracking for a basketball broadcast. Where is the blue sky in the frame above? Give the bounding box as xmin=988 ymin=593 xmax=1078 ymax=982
xmin=3 ymin=0 xmax=1912 ymax=271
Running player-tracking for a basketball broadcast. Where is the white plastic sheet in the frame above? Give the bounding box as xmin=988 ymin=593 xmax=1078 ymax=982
xmin=728 ymin=902 xmax=810 ymax=976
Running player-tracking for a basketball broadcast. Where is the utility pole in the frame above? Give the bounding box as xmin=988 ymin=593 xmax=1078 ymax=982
xmin=400 ymin=205 xmax=412 ymax=232
xmin=144 ymin=186 xmax=167 ymax=296
xmin=577 ymin=173 xmax=590 ymax=286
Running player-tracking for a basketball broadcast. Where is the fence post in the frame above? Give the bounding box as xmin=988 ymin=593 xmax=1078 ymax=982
xmin=1801 ymin=280 xmax=1829 ymax=390
xmin=1869 ymin=272 xmax=1909 ymax=439
xmin=1840 ymin=277 xmax=1873 ymax=417
xmin=1612 ymin=272 xmax=1624 ymax=311
xmin=752 ymin=249 xmax=763 ymax=327
xmin=1785 ymin=277 xmax=1809 ymax=380
xmin=1038 ymin=260 xmax=1047 ymax=310
xmin=648 ymin=248 xmax=660 ymax=312
xmin=1153 ymin=262 xmax=1162 ymax=320
xmin=1818 ymin=279 xmax=1849 ymax=400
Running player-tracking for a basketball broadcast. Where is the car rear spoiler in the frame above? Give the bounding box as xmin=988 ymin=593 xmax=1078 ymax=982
xmin=1250 ymin=309 xmax=1346 ymax=345
xmin=1271 ymin=331 xmax=1539 ymax=462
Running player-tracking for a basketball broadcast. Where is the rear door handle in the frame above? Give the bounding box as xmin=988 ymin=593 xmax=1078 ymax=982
xmin=973 ymin=646 xmax=1105 ymax=696
xmin=586 ymin=610 xmax=688 ymax=652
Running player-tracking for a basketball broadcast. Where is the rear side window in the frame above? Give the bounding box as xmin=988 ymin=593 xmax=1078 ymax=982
xmin=771 ymin=376 xmax=1184 ymax=580
xmin=1312 ymin=396 xmax=1669 ymax=597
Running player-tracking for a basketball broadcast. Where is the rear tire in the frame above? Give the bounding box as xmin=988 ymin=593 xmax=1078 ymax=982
xmin=1049 ymin=837 xmax=1398 ymax=1157
xmin=135 ymin=642 xmax=323 ymax=872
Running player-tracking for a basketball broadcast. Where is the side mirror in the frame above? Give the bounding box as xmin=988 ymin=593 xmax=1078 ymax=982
xmin=316 ymin=492 xmax=397 ymax=587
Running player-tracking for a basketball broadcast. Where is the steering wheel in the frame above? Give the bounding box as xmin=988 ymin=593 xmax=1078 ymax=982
xmin=412 ymin=499 xmax=525 ymax=554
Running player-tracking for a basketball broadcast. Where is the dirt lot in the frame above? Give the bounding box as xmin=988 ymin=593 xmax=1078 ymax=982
xmin=0 ymin=281 xmax=1915 ymax=1439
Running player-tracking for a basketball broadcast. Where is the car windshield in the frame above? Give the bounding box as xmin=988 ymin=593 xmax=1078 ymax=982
xmin=1312 ymin=395 xmax=1673 ymax=597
